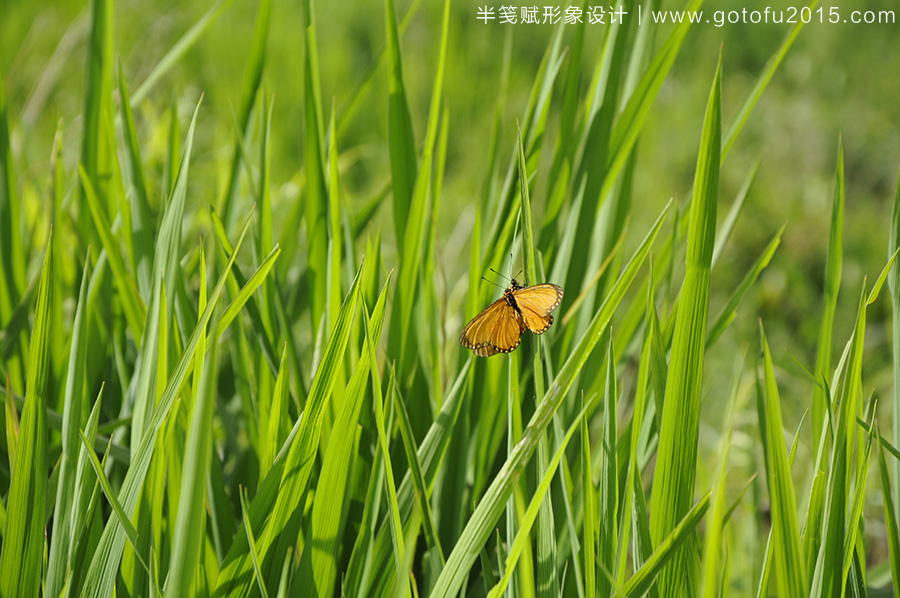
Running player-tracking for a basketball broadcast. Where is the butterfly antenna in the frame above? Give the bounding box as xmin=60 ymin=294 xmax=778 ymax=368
xmin=489 ymin=267 xmax=510 ymax=281
xmin=481 ymin=275 xmax=504 ymax=289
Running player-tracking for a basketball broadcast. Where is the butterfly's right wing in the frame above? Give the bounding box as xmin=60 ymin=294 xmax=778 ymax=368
xmin=459 ymin=297 xmax=525 ymax=357
xmin=514 ymin=283 xmax=564 ymax=334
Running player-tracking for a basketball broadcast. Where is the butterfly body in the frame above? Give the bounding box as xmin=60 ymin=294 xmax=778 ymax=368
xmin=459 ymin=279 xmax=564 ymax=357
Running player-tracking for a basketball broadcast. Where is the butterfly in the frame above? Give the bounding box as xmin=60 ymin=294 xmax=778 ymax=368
xmin=459 ymin=279 xmax=564 ymax=357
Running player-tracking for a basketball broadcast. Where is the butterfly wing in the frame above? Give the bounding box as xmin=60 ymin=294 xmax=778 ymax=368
xmin=513 ymin=283 xmax=564 ymax=334
xmin=459 ymin=295 xmax=526 ymax=357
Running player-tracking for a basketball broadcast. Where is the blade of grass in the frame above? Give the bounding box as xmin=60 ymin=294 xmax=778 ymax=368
xmin=116 ymin=62 xmax=154 ymax=300
xmin=46 ymin=255 xmax=92 ymax=598
xmin=131 ymin=0 xmax=233 ymax=105
xmin=297 ymin=273 xmax=391 ymax=596
xmin=813 ymin=138 xmax=844 ymax=453
xmin=131 ymin=96 xmax=202 ymax=451
xmin=166 ymin=261 xmax=218 ymax=597
xmin=720 ymin=0 xmax=820 ymax=158
xmin=239 ymin=488 xmax=270 ymax=598
xmin=759 ymin=324 xmax=807 ymax=596
xmin=890 ymin=159 xmax=900 ymax=515
xmin=620 ymin=492 xmax=712 ymax=598
xmin=583 ymin=392 xmax=597 ymax=598
xmin=876 ymin=424 xmax=900 ymax=598
xmin=384 ymin=0 xmax=417 ymax=246
xmin=649 ymin=53 xmax=721 ymax=598
xmin=517 ymin=116 xmax=559 ymax=598
xmin=363 ymin=298 xmax=411 ymax=597
xmin=598 ymin=337 xmax=618 ymax=598
xmin=488 ymin=397 xmax=595 ymax=598
xmin=0 ymin=233 xmax=52 ymax=598
xmin=390 ymin=0 xmax=450 ymax=375
xmin=706 ymin=225 xmax=783 ymax=348
xmin=810 ymin=286 xmax=867 ymax=598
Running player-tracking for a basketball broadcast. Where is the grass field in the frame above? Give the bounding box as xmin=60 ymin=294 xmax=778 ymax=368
xmin=2 ymin=0 xmax=900 ymax=596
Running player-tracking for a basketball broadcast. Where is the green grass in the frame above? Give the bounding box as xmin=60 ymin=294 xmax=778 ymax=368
xmin=2 ymin=0 xmax=900 ymax=596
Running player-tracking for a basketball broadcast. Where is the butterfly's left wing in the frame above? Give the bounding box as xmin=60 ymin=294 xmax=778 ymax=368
xmin=459 ymin=296 xmax=525 ymax=357
xmin=513 ymin=283 xmax=564 ymax=334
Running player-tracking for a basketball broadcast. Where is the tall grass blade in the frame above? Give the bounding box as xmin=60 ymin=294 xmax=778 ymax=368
xmin=167 ymin=264 xmax=218 ymax=597
xmin=813 ymin=138 xmax=844 ymax=452
xmin=488 ymin=398 xmax=594 ymax=598
xmin=758 ymin=322 xmax=807 ymax=596
xmin=0 ymin=233 xmax=52 ymax=598
xmin=384 ymin=0 xmax=418 ymax=245
xmin=892 ymin=160 xmax=900 ymax=517
xmin=649 ymin=53 xmax=721 ymax=598
xmin=46 ymin=256 xmax=92 ymax=598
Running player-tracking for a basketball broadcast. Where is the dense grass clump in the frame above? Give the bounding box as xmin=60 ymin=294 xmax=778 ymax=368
xmin=2 ymin=0 xmax=900 ymax=596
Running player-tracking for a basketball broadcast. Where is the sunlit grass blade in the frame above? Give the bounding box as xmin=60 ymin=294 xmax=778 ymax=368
xmin=758 ymin=322 xmax=807 ymax=596
xmin=488 ymin=397 xmax=594 ymax=598
xmin=583 ymin=393 xmax=597 ymax=598
xmin=0 ymin=233 xmax=52 ymax=598
xmin=166 ymin=271 xmax=218 ymax=597
xmin=517 ymin=116 xmax=558 ymax=598
xmin=868 ymin=247 xmax=900 ymax=306
xmin=649 ymin=53 xmax=721 ymax=598
xmin=131 ymin=95 xmax=202 ymax=450
xmin=297 ymin=274 xmax=391 ymax=596
xmin=79 ymin=0 xmax=113 ymax=236
xmin=260 ymin=347 xmax=289 ymax=480
xmin=756 ymin=407 xmax=805 ymax=598
xmin=616 ymin=268 xmax=656 ymax=586
xmin=79 ymin=430 xmax=150 ymax=575
xmin=391 ymin=373 xmax=445 ymax=567
xmin=810 ymin=286 xmax=867 ymax=598
xmin=620 ymin=492 xmax=712 ymax=598
xmin=390 ymin=0 xmax=449 ymax=375
xmin=841 ymin=410 xmax=875 ymax=592
xmin=239 ymin=488 xmax=270 ymax=598
xmin=363 ymin=296 xmax=411 ymax=596
xmin=0 ymin=63 xmax=27 ymax=370
xmin=46 ymin=255 xmax=91 ymax=598
xmin=813 ymin=138 xmax=844 ymax=452
xmin=300 ymin=0 xmax=328 ymax=331
xmin=598 ymin=337 xmax=618 ymax=598
xmin=430 ymin=200 xmax=669 ymax=598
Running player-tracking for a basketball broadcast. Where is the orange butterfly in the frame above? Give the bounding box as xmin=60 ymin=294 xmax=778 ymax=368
xmin=459 ymin=279 xmax=564 ymax=357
